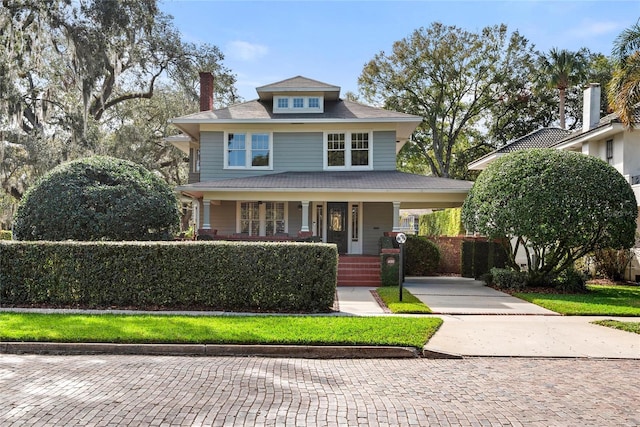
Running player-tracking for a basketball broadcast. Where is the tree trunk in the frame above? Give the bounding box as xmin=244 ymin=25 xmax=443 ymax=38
xmin=559 ymin=88 xmax=566 ymax=129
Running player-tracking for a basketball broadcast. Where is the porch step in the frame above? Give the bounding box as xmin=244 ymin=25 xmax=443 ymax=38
xmin=338 ymin=256 xmax=381 ymax=287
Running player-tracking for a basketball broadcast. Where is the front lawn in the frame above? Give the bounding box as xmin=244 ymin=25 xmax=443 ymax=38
xmin=375 ymin=287 xmax=432 ymax=314
xmin=592 ymin=319 xmax=640 ymax=334
xmin=0 ymin=313 xmax=442 ymax=350
xmin=515 ymin=284 xmax=640 ymax=316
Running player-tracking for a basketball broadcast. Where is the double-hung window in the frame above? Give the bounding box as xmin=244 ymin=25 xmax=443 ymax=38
xmin=225 ymin=132 xmax=272 ymax=169
xmin=324 ymin=131 xmax=372 ymax=170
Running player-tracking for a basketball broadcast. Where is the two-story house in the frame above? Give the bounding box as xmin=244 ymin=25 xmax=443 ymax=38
xmin=169 ymin=73 xmax=471 ymax=263
xmin=469 ymin=83 xmax=640 ymax=281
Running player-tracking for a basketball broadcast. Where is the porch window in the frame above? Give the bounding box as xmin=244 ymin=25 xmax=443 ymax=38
xmin=324 ymin=131 xmax=372 ymax=170
xmin=239 ymin=201 xmax=286 ymax=236
xmin=240 ymin=202 xmax=260 ymax=236
xmin=265 ymin=202 xmax=285 ymax=235
xmin=225 ymin=132 xmax=272 ymax=169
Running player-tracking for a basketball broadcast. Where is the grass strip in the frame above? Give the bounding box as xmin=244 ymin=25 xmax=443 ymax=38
xmin=0 ymin=313 xmax=442 ymax=349
xmin=592 ymin=320 xmax=640 ymax=334
xmin=515 ymin=284 xmax=640 ymax=316
xmin=375 ymin=287 xmax=432 ymax=314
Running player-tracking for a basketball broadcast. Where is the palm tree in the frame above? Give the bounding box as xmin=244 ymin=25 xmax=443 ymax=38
xmin=540 ymin=48 xmax=587 ymax=129
xmin=608 ymin=22 xmax=640 ymax=129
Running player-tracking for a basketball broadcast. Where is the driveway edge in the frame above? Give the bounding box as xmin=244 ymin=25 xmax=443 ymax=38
xmin=0 ymin=342 xmax=420 ymax=359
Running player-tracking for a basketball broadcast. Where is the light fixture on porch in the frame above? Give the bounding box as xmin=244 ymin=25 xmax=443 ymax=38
xmin=297 ymin=204 xmax=302 ymax=211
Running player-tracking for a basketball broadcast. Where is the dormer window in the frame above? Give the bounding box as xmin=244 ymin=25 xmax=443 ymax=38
xmin=273 ymin=96 xmax=324 ymax=113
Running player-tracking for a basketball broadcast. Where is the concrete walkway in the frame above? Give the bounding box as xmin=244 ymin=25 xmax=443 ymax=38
xmin=336 ymin=277 xmax=640 ymax=359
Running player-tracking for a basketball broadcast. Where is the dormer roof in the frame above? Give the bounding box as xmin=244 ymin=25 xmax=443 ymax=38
xmin=256 ymin=76 xmax=340 ymax=101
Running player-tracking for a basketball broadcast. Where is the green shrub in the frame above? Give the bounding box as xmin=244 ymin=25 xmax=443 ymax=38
xmin=419 ymin=208 xmax=465 ymax=236
xmin=404 ymin=235 xmax=440 ymax=276
xmin=490 ymin=268 xmax=527 ymax=291
xmin=380 ymin=252 xmax=400 ymax=286
xmin=554 ymin=267 xmax=587 ymax=293
xmin=13 ymin=156 xmax=180 ymax=241
xmin=0 ymin=241 xmax=337 ymax=313
xmin=0 ymin=230 xmax=11 ymax=240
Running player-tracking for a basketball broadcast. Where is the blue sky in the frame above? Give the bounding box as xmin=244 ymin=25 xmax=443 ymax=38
xmin=160 ymin=1 xmax=640 ymax=102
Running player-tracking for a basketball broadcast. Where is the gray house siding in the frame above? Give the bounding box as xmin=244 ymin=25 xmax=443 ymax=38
xmin=372 ymin=131 xmax=397 ymax=171
xmin=199 ymin=130 xmax=396 ymax=181
xmin=200 ymin=131 xmax=224 ymax=181
xmin=287 ymin=201 xmax=302 ymax=235
xmin=274 ymin=132 xmax=323 ymax=171
xmin=362 ymin=202 xmax=393 ymax=254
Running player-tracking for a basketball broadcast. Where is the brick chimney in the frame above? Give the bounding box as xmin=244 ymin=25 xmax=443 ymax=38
xmin=199 ymin=72 xmax=214 ymax=111
xmin=582 ymin=83 xmax=600 ymax=132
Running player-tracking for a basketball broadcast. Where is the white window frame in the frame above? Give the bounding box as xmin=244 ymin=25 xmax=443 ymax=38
xmin=323 ymin=131 xmax=373 ymax=170
xmin=223 ymin=131 xmax=273 ymax=170
xmin=236 ymin=201 xmax=288 ymax=236
xmin=273 ymin=96 xmax=324 ymax=113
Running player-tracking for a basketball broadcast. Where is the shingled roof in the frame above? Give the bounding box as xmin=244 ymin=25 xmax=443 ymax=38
xmin=468 ymin=127 xmax=571 ymax=170
xmin=176 ymin=171 xmax=472 ymax=192
xmin=171 ymin=99 xmax=420 ymax=122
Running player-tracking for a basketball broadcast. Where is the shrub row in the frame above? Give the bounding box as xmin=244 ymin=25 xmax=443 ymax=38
xmin=419 ymin=208 xmax=465 ymax=237
xmin=0 ymin=241 xmax=337 ymax=312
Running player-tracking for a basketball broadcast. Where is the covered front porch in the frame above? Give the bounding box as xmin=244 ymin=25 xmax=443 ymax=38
xmin=176 ymin=170 xmax=472 ymax=255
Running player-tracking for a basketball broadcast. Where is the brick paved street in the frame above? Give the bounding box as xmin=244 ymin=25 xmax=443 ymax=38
xmin=1 ymin=355 xmax=638 ymax=426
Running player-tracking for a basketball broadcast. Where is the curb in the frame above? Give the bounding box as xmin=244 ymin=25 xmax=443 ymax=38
xmin=0 ymin=342 xmax=421 ymax=359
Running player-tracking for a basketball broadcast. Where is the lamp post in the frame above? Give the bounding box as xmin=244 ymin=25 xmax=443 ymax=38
xmin=395 ymin=233 xmax=407 ymax=302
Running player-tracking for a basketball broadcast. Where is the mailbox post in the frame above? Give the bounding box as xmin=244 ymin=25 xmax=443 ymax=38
xmin=395 ymin=233 xmax=407 ymax=302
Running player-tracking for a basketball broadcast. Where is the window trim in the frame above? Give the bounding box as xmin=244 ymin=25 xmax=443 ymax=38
xmin=273 ymin=96 xmax=324 ymax=113
xmin=223 ymin=131 xmax=273 ymax=170
xmin=323 ymin=131 xmax=373 ymax=170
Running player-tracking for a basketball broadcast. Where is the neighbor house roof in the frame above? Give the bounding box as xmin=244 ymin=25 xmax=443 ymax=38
xmin=468 ymin=127 xmax=571 ymax=170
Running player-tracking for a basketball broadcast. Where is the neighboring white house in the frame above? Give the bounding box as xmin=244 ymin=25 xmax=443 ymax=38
xmin=169 ymin=74 xmax=472 ymax=255
xmin=469 ymin=84 xmax=640 ymax=281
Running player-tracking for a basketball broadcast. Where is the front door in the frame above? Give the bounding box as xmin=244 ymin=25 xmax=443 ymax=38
xmin=327 ymin=202 xmax=348 ymax=254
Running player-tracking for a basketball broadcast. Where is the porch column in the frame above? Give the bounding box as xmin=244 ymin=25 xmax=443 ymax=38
xmin=300 ymin=200 xmax=310 ymax=232
xmin=202 ymin=198 xmax=211 ymax=229
xmin=392 ymin=201 xmax=401 ymax=232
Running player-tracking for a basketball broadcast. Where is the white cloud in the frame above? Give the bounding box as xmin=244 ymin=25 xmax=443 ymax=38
xmin=227 ymin=41 xmax=269 ymax=61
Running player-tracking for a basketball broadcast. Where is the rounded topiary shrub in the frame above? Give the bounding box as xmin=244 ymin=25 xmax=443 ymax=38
xmin=13 ymin=156 xmax=180 ymax=241
xmin=404 ymin=235 xmax=441 ymax=276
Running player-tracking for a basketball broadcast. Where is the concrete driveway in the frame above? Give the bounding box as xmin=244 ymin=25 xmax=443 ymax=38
xmin=403 ymin=276 xmax=558 ymax=315
xmin=336 ymin=277 xmax=640 ymax=359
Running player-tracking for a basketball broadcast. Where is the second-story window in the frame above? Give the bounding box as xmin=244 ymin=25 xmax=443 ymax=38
xmin=606 ymin=139 xmax=613 ymax=164
xmin=325 ymin=131 xmax=372 ymax=170
xmin=225 ymin=132 xmax=272 ymax=169
xmin=293 ymin=97 xmax=304 ymax=108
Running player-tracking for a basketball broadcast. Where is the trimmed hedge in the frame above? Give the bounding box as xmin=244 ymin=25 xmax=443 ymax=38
xmin=0 ymin=241 xmax=337 ymax=312
xmin=405 ymin=235 xmax=440 ymax=276
xmin=419 ymin=208 xmax=465 ymax=237
xmin=461 ymin=239 xmax=508 ymax=278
